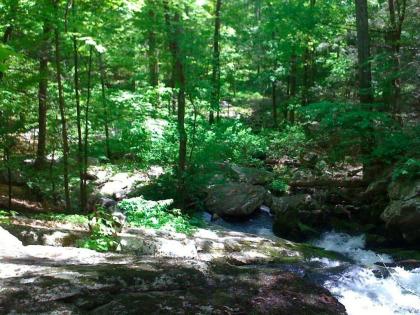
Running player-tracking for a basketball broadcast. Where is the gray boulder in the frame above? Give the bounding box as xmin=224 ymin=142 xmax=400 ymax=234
xmin=381 ymin=179 xmax=420 ymax=243
xmin=205 ymin=183 xmax=267 ymax=217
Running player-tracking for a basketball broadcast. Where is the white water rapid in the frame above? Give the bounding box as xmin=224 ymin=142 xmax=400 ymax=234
xmin=313 ymin=232 xmax=420 ymax=315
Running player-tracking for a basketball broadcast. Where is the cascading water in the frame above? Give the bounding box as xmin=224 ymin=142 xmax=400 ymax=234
xmin=205 ymin=210 xmax=420 ymax=315
xmin=313 ymin=232 xmax=420 ymax=315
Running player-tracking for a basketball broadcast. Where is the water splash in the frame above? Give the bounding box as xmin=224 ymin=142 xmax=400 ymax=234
xmin=313 ymin=232 xmax=420 ymax=315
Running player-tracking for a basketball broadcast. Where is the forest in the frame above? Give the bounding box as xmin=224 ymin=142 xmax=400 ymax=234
xmin=0 ymin=0 xmax=419 ymax=314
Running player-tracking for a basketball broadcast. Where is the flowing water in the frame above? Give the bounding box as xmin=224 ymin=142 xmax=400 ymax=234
xmin=205 ymin=209 xmax=420 ymax=315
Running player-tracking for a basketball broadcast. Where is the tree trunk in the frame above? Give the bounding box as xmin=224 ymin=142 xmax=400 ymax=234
xmin=163 ymin=0 xmax=178 ymax=115
xmin=171 ymin=10 xmax=187 ymax=206
xmin=99 ymin=55 xmax=111 ymax=159
xmin=386 ymin=0 xmax=405 ymax=123
xmin=53 ymin=4 xmax=71 ymax=211
xmin=147 ymin=4 xmax=159 ymax=88
xmin=34 ymin=24 xmax=51 ymax=169
xmin=209 ymin=0 xmax=222 ymax=124
xmin=288 ymin=52 xmax=297 ymax=124
xmin=355 ymin=0 xmax=374 ymax=103
xmin=272 ymin=81 xmax=277 ymax=128
xmin=83 ymin=46 xmax=93 ymax=203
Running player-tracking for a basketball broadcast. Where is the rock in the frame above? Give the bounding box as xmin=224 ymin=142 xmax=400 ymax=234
xmin=87 ymin=157 xmax=100 ymax=165
xmin=381 ymin=179 xmax=420 ymax=243
xmin=99 ymin=172 xmax=147 ymax=200
xmin=205 ymin=183 xmax=267 ymax=217
xmin=230 ymin=164 xmax=274 ymax=185
xmin=272 ymin=194 xmax=321 ymax=241
xmin=0 ymin=226 xmax=23 ymax=252
xmin=0 ymin=222 xmax=346 ymax=315
xmin=270 ymin=194 xmax=317 ymax=214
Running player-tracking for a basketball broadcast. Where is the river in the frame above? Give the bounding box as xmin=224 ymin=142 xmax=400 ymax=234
xmin=204 ymin=209 xmax=420 ymax=315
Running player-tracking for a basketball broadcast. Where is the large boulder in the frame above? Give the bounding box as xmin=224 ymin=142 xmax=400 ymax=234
xmin=205 ymin=183 xmax=267 ymax=217
xmin=99 ymin=172 xmax=147 ymax=200
xmin=381 ymin=179 xmax=420 ymax=243
xmin=272 ymin=194 xmax=322 ymax=241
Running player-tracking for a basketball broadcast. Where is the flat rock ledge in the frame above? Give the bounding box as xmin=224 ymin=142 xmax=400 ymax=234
xmin=0 ymin=221 xmax=347 ymax=315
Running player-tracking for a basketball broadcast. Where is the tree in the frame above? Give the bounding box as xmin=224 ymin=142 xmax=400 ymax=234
xmin=209 ymin=0 xmax=222 ymax=124
xmin=355 ymin=0 xmax=374 ymax=103
xmin=53 ymin=0 xmax=71 ymax=210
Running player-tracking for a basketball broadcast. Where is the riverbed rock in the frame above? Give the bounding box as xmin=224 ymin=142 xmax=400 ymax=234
xmin=381 ymin=179 xmax=420 ymax=243
xmin=272 ymin=194 xmax=322 ymax=241
xmin=205 ymin=183 xmax=267 ymax=217
xmin=0 ymin=223 xmax=346 ymax=315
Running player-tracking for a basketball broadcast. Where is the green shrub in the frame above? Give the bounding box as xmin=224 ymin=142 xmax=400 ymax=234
xmin=77 ymin=207 xmax=120 ymax=252
xmin=119 ymin=196 xmax=200 ymax=234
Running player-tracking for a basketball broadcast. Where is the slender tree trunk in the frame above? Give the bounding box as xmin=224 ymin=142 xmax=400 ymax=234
xmin=210 ymin=0 xmax=222 ymax=124
xmin=355 ymin=0 xmax=374 ymax=103
xmin=272 ymin=81 xmax=278 ymax=128
xmin=163 ymin=0 xmax=177 ymax=115
xmin=99 ymin=54 xmax=111 ymax=159
xmin=73 ymin=37 xmax=85 ymax=210
xmin=147 ymin=5 xmax=159 ymax=87
xmin=386 ymin=0 xmax=405 ymax=122
xmin=35 ymin=24 xmax=51 ymax=168
xmin=83 ymin=46 xmax=93 ymax=201
xmin=53 ymin=4 xmax=71 ymax=210
xmin=171 ymin=11 xmax=187 ymax=206
xmin=288 ymin=52 xmax=297 ymax=124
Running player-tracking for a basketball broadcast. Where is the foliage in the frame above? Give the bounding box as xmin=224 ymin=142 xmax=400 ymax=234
xmin=0 ymin=210 xmax=17 ymax=224
xmin=77 ymin=207 xmax=120 ymax=252
xmin=392 ymin=159 xmax=420 ymax=181
xmin=118 ymin=196 xmax=201 ymax=234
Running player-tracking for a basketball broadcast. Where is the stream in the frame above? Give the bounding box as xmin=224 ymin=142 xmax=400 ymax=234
xmin=204 ymin=209 xmax=420 ymax=315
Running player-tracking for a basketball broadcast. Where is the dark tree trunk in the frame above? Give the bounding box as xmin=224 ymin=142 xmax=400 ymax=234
xmin=53 ymin=4 xmax=71 ymax=210
xmin=147 ymin=4 xmax=159 ymax=88
xmin=164 ymin=0 xmax=178 ymax=115
xmin=35 ymin=24 xmax=51 ymax=169
xmin=386 ymin=0 xmax=405 ymax=123
xmin=288 ymin=52 xmax=297 ymax=124
xmin=355 ymin=0 xmax=374 ymax=103
xmin=272 ymin=81 xmax=277 ymax=128
xmin=83 ymin=47 xmax=93 ymax=201
xmin=99 ymin=55 xmax=111 ymax=159
xmin=210 ymin=0 xmax=222 ymax=124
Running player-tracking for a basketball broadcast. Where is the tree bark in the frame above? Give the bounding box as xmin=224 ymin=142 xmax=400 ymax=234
xmin=355 ymin=0 xmax=374 ymax=103
xmin=209 ymin=0 xmax=222 ymax=124
xmin=272 ymin=81 xmax=278 ymax=127
xmin=53 ymin=1 xmax=71 ymax=210
xmin=147 ymin=1 xmax=159 ymax=88
xmin=35 ymin=24 xmax=51 ymax=169
xmin=386 ymin=0 xmax=405 ymax=122
xmin=99 ymin=54 xmax=111 ymax=159
xmin=288 ymin=52 xmax=297 ymax=123
xmin=83 ymin=46 xmax=93 ymax=202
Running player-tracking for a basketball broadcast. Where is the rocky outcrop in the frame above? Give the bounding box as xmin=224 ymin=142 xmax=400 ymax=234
xmin=205 ymin=183 xmax=267 ymax=217
xmin=381 ymin=179 xmax=420 ymax=243
xmin=0 ymin=226 xmax=346 ymax=315
xmin=271 ymin=194 xmax=323 ymax=240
